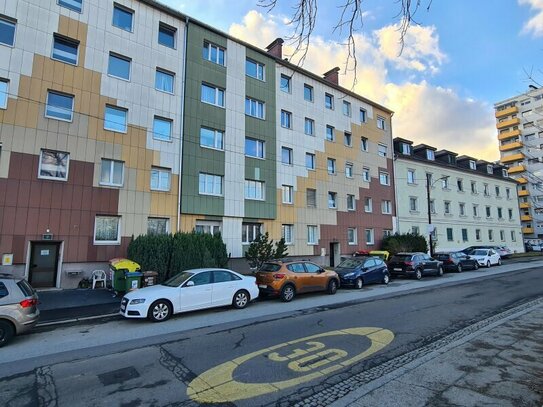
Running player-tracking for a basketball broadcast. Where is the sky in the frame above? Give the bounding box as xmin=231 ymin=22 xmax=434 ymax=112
xmin=162 ymin=0 xmax=543 ymax=162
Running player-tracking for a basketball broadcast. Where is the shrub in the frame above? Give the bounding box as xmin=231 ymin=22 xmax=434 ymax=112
xmin=245 ymin=233 xmax=289 ymax=269
xmin=381 ymin=233 xmax=428 ymax=256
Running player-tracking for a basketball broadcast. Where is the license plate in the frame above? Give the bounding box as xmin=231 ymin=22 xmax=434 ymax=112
xmin=393 ymin=268 xmax=402 ymax=271
xmin=258 ymin=284 xmax=267 ymax=289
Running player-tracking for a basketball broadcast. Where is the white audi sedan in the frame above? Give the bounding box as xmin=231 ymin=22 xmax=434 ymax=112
xmin=120 ymin=268 xmax=259 ymax=322
xmin=469 ymin=249 xmax=502 ymax=268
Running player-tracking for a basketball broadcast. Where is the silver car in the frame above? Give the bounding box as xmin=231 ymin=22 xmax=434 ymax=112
xmin=0 ymin=274 xmax=40 ymax=347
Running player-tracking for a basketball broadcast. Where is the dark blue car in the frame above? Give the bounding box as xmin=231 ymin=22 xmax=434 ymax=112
xmin=335 ymin=257 xmax=390 ymax=289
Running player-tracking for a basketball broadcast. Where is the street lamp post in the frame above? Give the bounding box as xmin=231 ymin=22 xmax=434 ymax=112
xmin=426 ymin=174 xmax=449 ymax=257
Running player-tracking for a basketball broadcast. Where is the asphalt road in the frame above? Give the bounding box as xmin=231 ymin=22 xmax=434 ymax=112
xmin=1 ymin=266 xmax=542 ymax=406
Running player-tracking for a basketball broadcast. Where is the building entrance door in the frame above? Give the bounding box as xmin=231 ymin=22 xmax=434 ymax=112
xmin=29 ymin=242 xmax=60 ymax=288
xmin=329 ymin=242 xmax=340 ymax=267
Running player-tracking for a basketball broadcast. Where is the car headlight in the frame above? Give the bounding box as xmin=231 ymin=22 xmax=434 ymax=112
xmin=343 ymin=272 xmax=355 ymax=277
xmin=130 ymin=298 xmax=146 ymax=305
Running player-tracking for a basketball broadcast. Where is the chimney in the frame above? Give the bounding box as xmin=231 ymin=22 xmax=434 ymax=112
xmin=266 ymin=38 xmax=284 ymax=59
xmin=323 ymin=67 xmax=340 ymax=85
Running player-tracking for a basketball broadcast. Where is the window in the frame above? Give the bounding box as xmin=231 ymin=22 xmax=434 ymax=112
xmin=326 ymin=125 xmax=335 ymax=141
xmin=345 ymin=162 xmax=353 ymax=178
xmin=195 ymin=221 xmax=221 ymax=235
xmin=104 ymin=105 xmax=127 ymax=132
xmin=473 ymin=204 xmax=479 ymax=217
xmin=446 ymin=228 xmax=453 ymax=241
xmin=245 ymin=97 xmax=265 ymax=119
xmin=94 ymin=216 xmax=120 ymax=245
xmin=426 ymin=150 xmax=435 ymax=160
xmin=305 ymin=153 xmax=315 ymax=170
xmin=457 ymin=179 xmax=464 ymax=192
xmin=469 ymin=160 xmax=476 ymax=170
xmin=508 ymin=208 xmax=513 ymax=220
xmin=401 ymin=143 xmax=410 ymax=155
xmin=100 ymin=159 xmax=124 ymax=186
xmin=200 ymin=127 xmax=224 ymax=150
xmin=511 ymin=230 xmax=516 ymax=241
xmin=500 ymin=230 xmax=505 ymax=242
xmin=197 ymin=173 xmax=222 ymax=196
xmin=378 ymin=144 xmax=387 ymax=157
xmin=365 ymin=228 xmax=375 ymax=245
xmin=245 ymin=138 xmax=265 ymax=158
xmin=0 ymin=79 xmax=7 ymax=109
xmin=112 ymin=3 xmax=133 ymax=31
xmin=364 ymin=197 xmax=372 ymax=212
xmin=407 ymin=169 xmax=416 ymax=184
xmin=58 ymin=0 xmax=82 ymax=13
xmin=304 ymin=118 xmax=315 ymax=136
xmin=158 ymin=23 xmax=176 ymax=48
xmin=377 ymin=116 xmax=386 ymax=130
xmin=327 ymin=158 xmax=336 ymax=174
xmin=202 ymin=84 xmax=225 ymax=107
xmin=155 ymin=69 xmax=174 ymax=93
xmin=108 ymin=53 xmax=131 ymax=80
xmin=347 ymin=194 xmax=356 ymax=211
xmin=382 ymin=200 xmax=392 ymax=214
xmin=495 ymin=186 xmax=500 ymax=197
xmin=475 ymin=229 xmax=481 ymax=241
xmin=151 ymin=167 xmax=171 ymax=191
xmin=325 ymin=93 xmax=334 ymax=109
xmin=307 ymin=188 xmax=317 ymax=208
xmin=471 ymin=181 xmax=477 ymax=194
xmin=242 ymin=223 xmax=262 ymax=244
xmin=307 ymin=225 xmax=317 ymax=244
xmin=459 ymin=228 xmax=468 ymax=242
xmin=487 ymin=164 xmax=493 ymax=174
xmin=0 ymin=16 xmax=15 ymax=47
xmin=361 ymin=137 xmax=368 ymax=152
xmin=203 ymin=41 xmax=225 ymax=65
xmin=281 ymin=110 xmax=292 ymax=129
xmin=411 ymin=226 xmax=420 ymax=235
xmin=497 ymin=207 xmax=503 ymax=219
xmin=348 ymin=228 xmax=357 ymax=245
xmin=483 ymin=183 xmax=489 ymax=196
xmin=360 ymin=108 xmax=367 ymax=123
xmin=52 ymin=35 xmax=78 ymax=65
xmin=429 ymin=199 xmax=435 ymax=214
xmin=153 ymin=117 xmax=172 ymax=141
xmin=488 ymin=229 xmax=494 ymax=241
xmin=246 ymin=59 xmax=264 ymax=80
xmin=486 ymin=206 xmax=491 ymax=218
xmin=442 ymin=177 xmax=449 ymax=189
xmin=245 ymin=179 xmax=264 ymax=200
xmin=459 ymin=202 xmax=466 ymax=216
xmin=379 ymin=172 xmax=390 ymax=186
xmin=506 ymin=188 xmax=511 ymax=199
xmin=362 ymin=167 xmax=370 ymax=182
xmin=282 ymin=147 xmax=293 ymax=165
xmin=409 ymin=197 xmax=418 ymax=212
xmin=328 ymin=192 xmax=337 ymax=209
xmin=45 ymin=91 xmax=74 ymax=121
xmin=344 ymin=132 xmax=352 ymax=147
xmin=383 ymin=229 xmax=393 ymax=238
xmin=444 ymin=201 xmax=451 ymax=214
xmin=280 ymin=75 xmax=291 ymax=92
xmin=282 ymin=224 xmax=294 ymax=244
xmin=148 ymin=218 xmax=169 ymax=235
xmin=343 ymin=101 xmax=351 ymax=117
xmin=39 ymin=150 xmax=69 ymax=181
xmin=282 ymin=185 xmax=293 ymax=204
xmin=304 ymin=84 xmax=313 ymax=102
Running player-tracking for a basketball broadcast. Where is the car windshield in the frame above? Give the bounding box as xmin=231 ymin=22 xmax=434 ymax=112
xmin=337 ymin=259 xmax=364 ymax=268
xmin=434 ymin=254 xmax=450 ymax=260
xmin=259 ymin=263 xmax=282 ymax=272
xmin=472 ymin=249 xmax=488 ymax=256
xmin=162 ymin=271 xmax=193 ymax=287
xmin=390 ymin=255 xmax=412 ymax=262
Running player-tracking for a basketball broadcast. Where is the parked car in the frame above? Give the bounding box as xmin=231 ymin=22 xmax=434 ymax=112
xmin=495 ymin=246 xmax=513 ymax=259
xmin=434 ymin=252 xmax=479 ymax=272
xmin=0 ymin=274 xmax=40 ymax=347
xmin=469 ymin=249 xmax=502 ymax=268
xmin=256 ymin=260 xmax=339 ymax=302
xmin=120 ymin=268 xmax=259 ymax=322
xmin=335 ymin=257 xmax=390 ymax=289
xmin=387 ymin=252 xmax=443 ymax=280
xmin=460 ymin=245 xmax=491 ymax=255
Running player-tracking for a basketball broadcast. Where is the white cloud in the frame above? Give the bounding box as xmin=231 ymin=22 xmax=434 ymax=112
xmin=519 ymin=0 xmax=543 ymax=36
xmin=229 ymin=11 xmax=498 ymax=161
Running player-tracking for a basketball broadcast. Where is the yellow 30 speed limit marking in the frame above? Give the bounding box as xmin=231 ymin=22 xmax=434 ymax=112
xmin=187 ymin=327 xmax=394 ymax=403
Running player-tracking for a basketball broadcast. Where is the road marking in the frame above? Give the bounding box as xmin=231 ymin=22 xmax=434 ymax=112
xmin=187 ymin=327 xmax=394 ymax=403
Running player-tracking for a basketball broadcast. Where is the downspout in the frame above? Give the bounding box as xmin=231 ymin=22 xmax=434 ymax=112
xmin=177 ymin=16 xmax=189 ymax=232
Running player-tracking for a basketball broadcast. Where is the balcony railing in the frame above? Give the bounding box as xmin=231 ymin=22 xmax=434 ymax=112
xmin=495 ymin=105 xmax=518 ymax=119
xmin=496 ymin=117 xmax=521 ymax=130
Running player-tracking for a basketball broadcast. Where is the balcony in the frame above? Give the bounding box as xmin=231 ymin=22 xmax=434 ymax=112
xmin=521 ymin=214 xmax=533 ymax=221
xmin=518 ymin=190 xmax=530 ymax=197
xmin=522 ymin=227 xmax=534 ymax=234
xmin=516 ymin=177 xmax=528 ymax=184
xmin=498 ymin=129 xmax=521 ymax=141
xmin=496 ymin=117 xmax=521 ymax=130
xmin=499 ymin=141 xmax=523 ymax=152
xmin=519 ymin=202 xmax=531 ymax=209
xmin=495 ymin=105 xmax=518 ymax=118
xmin=500 ymin=152 xmax=524 ymax=164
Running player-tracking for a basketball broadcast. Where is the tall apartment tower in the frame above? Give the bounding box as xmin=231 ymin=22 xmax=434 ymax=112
xmin=495 ymin=85 xmax=543 ymax=242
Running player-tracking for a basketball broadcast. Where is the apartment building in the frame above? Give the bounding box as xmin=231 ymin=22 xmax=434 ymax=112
xmin=0 ymin=0 xmax=396 ymax=287
xmin=394 ymin=138 xmax=524 ymax=253
xmin=495 ymin=85 xmax=543 ymax=241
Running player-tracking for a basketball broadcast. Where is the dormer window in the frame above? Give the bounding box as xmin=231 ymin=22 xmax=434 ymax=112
xmin=487 ymin=164 xmax=493 ymax=174
xmin=502 ymin=169 xmax=508 ymax=177
xmin=426 ymin=150 xmax=435 ymax=160
xmin=469 ymin=160 xmax=476 ymax=170
xmin=401 ymin=143 xmax=410 ymax=155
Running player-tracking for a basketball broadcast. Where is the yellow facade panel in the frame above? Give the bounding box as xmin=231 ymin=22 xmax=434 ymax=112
xmin=518 ymin=190 xmax=530 ymax=197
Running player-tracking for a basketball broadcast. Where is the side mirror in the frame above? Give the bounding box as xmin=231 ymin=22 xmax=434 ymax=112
xmin=185 ymin=280 xmax=195 ymax=287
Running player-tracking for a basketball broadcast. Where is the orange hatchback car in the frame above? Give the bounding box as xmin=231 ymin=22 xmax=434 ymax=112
xmin=255 ymin=260 xmax=340 ymax=302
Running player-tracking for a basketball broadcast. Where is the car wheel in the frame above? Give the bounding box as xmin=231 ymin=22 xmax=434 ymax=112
xmin=327 ymin=279 xmax=338 ymax=295
xmin=233 ymin=290 xmax=250 ymax=309
xmin=147 ymin=300 xmax=172 ymax=322
xmin=486 ymin=261 xmax=491 ymax=268
xmin=437 ymin=266 xmax=444 ymax=276
xmin=415 ymin=269 xmax=422 ymax=280
xmin=473 ymin=262 xmax=479 ymax=270
xmin=280 ymin=284 xmax=295 ymax=302
xmin=498 ymin=258 xmax=502 ymax=266
xmin=354 ymin=278 xmax=363 ymax=290
xmin=0 ymin=320 xmax=15 ymax=348
xmin=382 ymin=274 xmax=390 ymax=285
xmin=457 ymin=264 xmax=463 ymax=273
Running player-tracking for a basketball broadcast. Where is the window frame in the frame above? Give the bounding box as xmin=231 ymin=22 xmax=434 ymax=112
xmin=155 ymin=68 xmax=175 ymax=94
xmin=280 ymin=74 xmax=291 ymax=93
xmin=326 ymin=125 xmax=335 ymax=142
xmin=51 ymin=34 xmax=79 ymax=65
xmin=152 ymin=116 xmax=173 ymax=142
xmin=364 ymin=197 xmax=373 ymax=213
xmin=382 ymin=200 xmax=392 ymax=214
xmin=345 ymin=162 xmax=354 ymax=178
xmin=304 ymin=117 xmax=315 ymax=136
xmin=378 ymin=143 xmax=388 ymax=157
xmin=245 ymin=97 xmax=265 ymax=119
xmin=45 ymin=90 xmax=74 ymax=122
xmin=348 ymin=227 xmax=358 ymax=245
xmin=328 ymin=191 xmax=337 ymax=209
xmin=281 ymin=110 xmax=292 ymax=129
xmin=198 ymin=172 xmax=223 ymax=196
xmin=281 ymin=224 xmax=294 ymax=245
xmin=281 ymin=146 xmax=293 ymax=165
xmin=246 ymin=58 xmax=265 ymax=81
xmin=245 ymin=137 xmax=265 ymax=159
xmin=344 ymin=131 xmax=352 ymax=147
xmin=343 ymin=100 xmax=352 ymax=117
xmin=361 ymin=137 xmax=369 ymax=152
xmin=365 ymin=228 xmax=375 ymax=245
xmin=305 ymin=152 xmax=316 ymax=170
xmin=112 ymin=3 xmax=134 ymax=32
xmin=200 ymin=127 xmax=224 ymax=151
xmin=147 ymin=217 xmax=170 ymax=235
xmin=57 ymin=0 xmax=83 ymax=13
xmin=0 ymin=78 xmax=9 ymax=109
xmin=307 ymin=225 xmax=318 ymax=245
xmin=38 ymin=149 xmax=70 ymax=181
xmin=327 ymin=158 xmax=336 ymax=175
xmin=304 ymin=84 xmax=314 ymax=102
xmin=150 ymin=167 xmax=172 ymax=192
xmin=377 ymin=116 xmax=386 ymax=130
xmin=158 ymin=22 xmax=176 ymax=49
xmin=202 ymin=83 xmax=225 ymax=108
xmin=202 ymin=41 xmax=225 ymax=66
xmin=407 ymin=169 xmax=416 ymax=184
xmin=244 ymin=179 xmax=265 ymax=200
xmin=359 ymin=108 xmax=367 ymax=123
xmin=379 ymin=171 xmax=390 ymax=186
xmin=325 ymin=93 xmax=334 ymax=110
xmin=107 ymin=52 xmax=131 ymax=81
xmin=242 ymin=223 xmax=262 ymax=244
xmin=93 ymin=215 xmax=121 ymax=245
xmin=282 ymin=184 xmax=293 ymax=204
xmin=99 ymin=158 xmax=124 ymax=187
xmin=362 ymin=167 xmax=370 ymax=182
xmin=104 ymin=104 xmax=128 ymax=133
xmin=347 ymin=194 xmax=356 ymax=211
xmin=306 ymin=188 xmax=317 ymax=208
